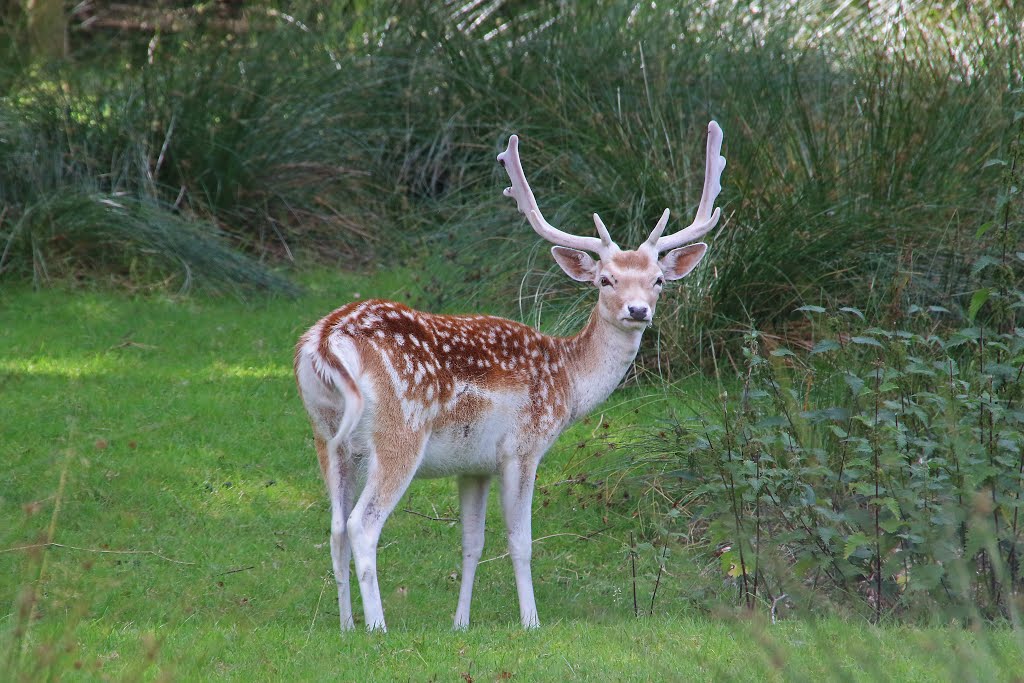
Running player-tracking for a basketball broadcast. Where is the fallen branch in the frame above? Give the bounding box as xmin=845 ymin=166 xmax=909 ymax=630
xmin=771 ymin=593 xmax=789 ymax=625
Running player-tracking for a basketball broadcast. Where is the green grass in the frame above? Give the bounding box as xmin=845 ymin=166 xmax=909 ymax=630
xmin=2 ymin=275 xmax=1023 ymax=681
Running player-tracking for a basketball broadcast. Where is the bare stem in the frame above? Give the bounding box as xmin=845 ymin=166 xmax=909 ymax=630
xmin=630 ymin=532 xmax=638 ymax=618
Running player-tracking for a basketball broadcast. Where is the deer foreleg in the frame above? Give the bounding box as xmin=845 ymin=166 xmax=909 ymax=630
xmin=501 ymin=457 xmax=541 ymax=629
xmin=454 ymin=474 xmax=491 ymax=629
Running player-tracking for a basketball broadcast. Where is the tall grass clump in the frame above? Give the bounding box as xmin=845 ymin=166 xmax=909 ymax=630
xmin=1 ymin=1 xmax=1021 ymax=338
xmin=0 ymin=12 xmax=394 ymax=294
xmin=365 ymin=1 xmax=1022 ymax=367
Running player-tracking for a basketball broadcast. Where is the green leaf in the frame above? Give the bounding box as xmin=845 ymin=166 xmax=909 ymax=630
xmin=843 ymin=532 xmax=871 ymax=559
xmin=975 ymin=221 xmax=996 ymax=239
xmin=771 ymin=347 xmax=795 ymax=358
xmin=908 ymin=564 xmax=945 ymax=592
xmin=948 ymin=327 xmax=980 ymax=348
xmin=720 ymin=550 xmax=745 ymax=577
xmin=971 ymin=255 xmax=1001 ymax=276
xmin=840 ymin=307 xmax=865 ymax=320
xmin=982 ymin=158 xmax=1007 ymax=169
xmin=851 ymin=336 xmax=883 ymax=347
xmin=967 ymin=288 xmax=990 ymax=323
xmin=801 ymin=407 xmax=850 ymax=422
xmin=796 ymin=305 xmax=826 ymax=314
xmin=811 ymin=339 xmax=841 ymax=354
xmin=801 ymin=484 xmax=817 ymax=506
xmin=828 ymin=425 xmax=848 ymax=439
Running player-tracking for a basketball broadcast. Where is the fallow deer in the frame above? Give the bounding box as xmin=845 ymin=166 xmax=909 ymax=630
xmin=294 ymin=122 xmax=726 ymax=632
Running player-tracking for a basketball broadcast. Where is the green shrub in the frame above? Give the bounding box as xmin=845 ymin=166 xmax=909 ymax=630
xmin=636 ymin=284 xmax=1024 ymax=620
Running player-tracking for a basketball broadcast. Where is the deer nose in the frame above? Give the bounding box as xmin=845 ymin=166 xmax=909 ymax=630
xmin=628 ymin=306 xmax=649 ymax=321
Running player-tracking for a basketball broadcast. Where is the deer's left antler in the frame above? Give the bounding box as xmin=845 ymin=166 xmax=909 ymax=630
xmin=644 ymin=121 xmax=727 ymax=253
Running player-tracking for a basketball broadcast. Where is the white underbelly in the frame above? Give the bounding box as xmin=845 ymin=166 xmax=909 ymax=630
xmin=416 ymin=403 xmax=517 ymax=478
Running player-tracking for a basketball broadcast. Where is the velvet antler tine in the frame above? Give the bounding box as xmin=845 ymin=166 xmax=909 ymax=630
xmin=498 ymin=135 xmax=615 ymax=257
xmin=652 ymin=121 xmax=726 ymax=253
xmin=644 ymin=209 xmax=671 ymax=248
xmin=592 ymin=214 xmax=614 ymax=248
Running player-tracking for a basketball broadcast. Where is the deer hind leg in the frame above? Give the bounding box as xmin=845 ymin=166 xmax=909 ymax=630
xmin=347 ymin=428 xmax=427 ymax=632
xmin=317 ymin=434 xmax=356 ymax=631
xmin=500 ymin=455 xmax=542 ymax=629
xmin=454 ymin=474 xmax=491 ymax=630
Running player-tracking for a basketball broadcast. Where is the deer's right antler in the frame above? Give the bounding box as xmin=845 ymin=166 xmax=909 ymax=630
xmin=498 ymin=135 xmax=617 ymax=258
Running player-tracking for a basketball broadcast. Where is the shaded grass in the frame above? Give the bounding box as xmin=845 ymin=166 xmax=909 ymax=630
xmin=2 ymin=274 xmax=1023 ymax=680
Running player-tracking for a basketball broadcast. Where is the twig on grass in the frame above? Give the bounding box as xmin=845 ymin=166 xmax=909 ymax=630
xmin=109 ymin=339 xmax=158 ymax=351
xmin=216 ymin=565 xmax=254 ymax=576
xmin=403 ymin=508 xmax=458 ymax=523
xmin=305 ymin=572 xmax=330 ymax=646
xmin=0 ymin=542 xmax=194 ymax=565
xmin=478 ymin=530 xmax=606 ymax=565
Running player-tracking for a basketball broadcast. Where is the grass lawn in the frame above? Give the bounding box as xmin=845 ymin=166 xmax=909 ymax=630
xmin=2 ymin=274 xmax=1022 ymax=681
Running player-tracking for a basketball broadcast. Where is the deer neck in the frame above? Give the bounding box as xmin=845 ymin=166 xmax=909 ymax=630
xmin=559 ymin=308 xmax=644 ymax=420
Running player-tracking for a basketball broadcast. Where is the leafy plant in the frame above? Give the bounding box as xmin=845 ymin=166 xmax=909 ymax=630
xmin=639 ymin=289 xmax=1024 ymax=620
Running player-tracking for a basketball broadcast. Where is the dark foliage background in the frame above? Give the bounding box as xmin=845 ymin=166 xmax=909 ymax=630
xmin=2 ymin=2 xmax=1019 ymax=340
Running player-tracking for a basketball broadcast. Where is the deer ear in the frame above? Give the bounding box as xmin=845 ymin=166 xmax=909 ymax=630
xmin=551 ymin=246 xmax=599 ymax=282
xmin=659 ymin=243 xmax=707 ymax=281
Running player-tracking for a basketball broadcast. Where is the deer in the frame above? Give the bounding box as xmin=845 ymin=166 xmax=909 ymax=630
xmin=294 ymin=122 xmax=726 ymax=632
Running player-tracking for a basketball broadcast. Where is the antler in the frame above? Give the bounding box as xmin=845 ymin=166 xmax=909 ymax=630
xmin=498 ymin=135 xmax=617 ymax=257
xmin=644 ymin=121 xmax=727 ymax=253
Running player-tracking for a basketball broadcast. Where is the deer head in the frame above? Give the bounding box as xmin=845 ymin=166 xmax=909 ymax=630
xmin=498 ymin=122 xmax=726 ymax=332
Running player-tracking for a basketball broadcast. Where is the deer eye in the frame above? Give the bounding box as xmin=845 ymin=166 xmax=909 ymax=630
xmin=599 ymin=276 xmax=612 ymax=288
xmin=654 ymin=277 xmax=664 ymax=287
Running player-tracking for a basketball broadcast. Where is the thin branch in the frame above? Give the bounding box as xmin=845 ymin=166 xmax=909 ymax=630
xmin=305 ymin=572 xmax=330 ymax=647
xmin=0 ymin=542 xmax=194 ymax=565
xmin=649 ymin=542 xmax=669 ymax=615
xmin=402 ymin=508 xmax=458 ymax=523
xmin=216 ymin=565 xmax=254 ymax=576
xmin=770 ymin=594 xmax=789 ymax=625
xmin=478 ymin=531 xmax=604 ymax=565
xmin=630 ymin=531 xmax=639 ymax=618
